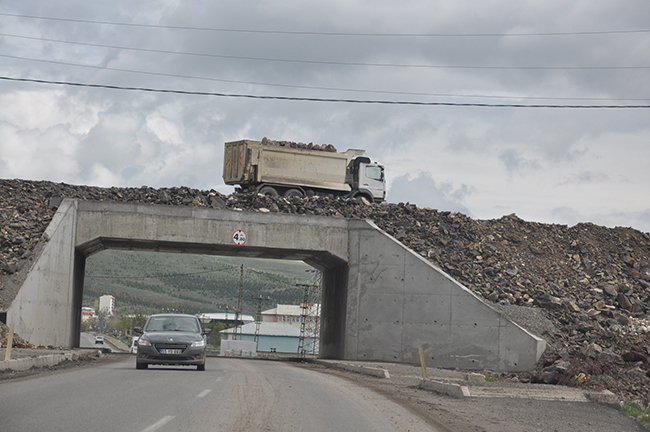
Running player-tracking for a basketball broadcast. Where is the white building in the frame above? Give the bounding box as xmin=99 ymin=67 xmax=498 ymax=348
xmin=261 ymin=304 xmax=320 ymax=329
xmin=197 ymin=312 xmax=255 ymax=325
xmin=221 ymin=322 xmax=302 ymax=353
xmin=99 ymin=295 xmax=115 ymax=316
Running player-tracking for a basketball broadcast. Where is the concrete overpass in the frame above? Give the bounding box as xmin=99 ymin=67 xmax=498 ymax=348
xmin=6 ymin=199 xmax=545 ymax=371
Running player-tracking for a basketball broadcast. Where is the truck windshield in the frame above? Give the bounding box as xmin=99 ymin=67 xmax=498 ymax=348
xmin=365 ymin=166 xmax=383 ymax=181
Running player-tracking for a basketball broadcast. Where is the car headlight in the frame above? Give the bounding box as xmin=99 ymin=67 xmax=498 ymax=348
xmin=138 ymin=339 xmax=151 ymax=347
xmin=191 ymin=340 xmax=205 ymax=348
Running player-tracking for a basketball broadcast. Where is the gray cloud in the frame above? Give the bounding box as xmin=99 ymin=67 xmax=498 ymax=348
xmin=498 ymin=148 xmax=541 ymax=174
xmin=558 ymin=171 xmax=610 ymax=186
xmin=388 ymin=173 xmax=473 ymax=215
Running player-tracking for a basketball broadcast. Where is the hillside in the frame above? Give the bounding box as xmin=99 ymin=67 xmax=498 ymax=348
xmin=85 ymin=250 xmax=311 ymax=315
xmin=1 ymin=178 xmax=649 ymax=402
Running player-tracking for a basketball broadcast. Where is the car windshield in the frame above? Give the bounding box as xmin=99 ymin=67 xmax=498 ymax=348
xmin=144 ymin=316 xmax=200 ymax=332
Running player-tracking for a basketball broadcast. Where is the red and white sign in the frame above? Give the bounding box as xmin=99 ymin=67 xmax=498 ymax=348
xmin=232 ymin=229 xmax=247 ymax=245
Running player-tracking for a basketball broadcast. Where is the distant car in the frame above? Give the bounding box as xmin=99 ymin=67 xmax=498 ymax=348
xmin=130 ymin=337 xmax=139 ymax=354
xmin=94 ymin=335 xmax=104 ymax=345
xmin=133 ymin=314 xmax=211 ymax=371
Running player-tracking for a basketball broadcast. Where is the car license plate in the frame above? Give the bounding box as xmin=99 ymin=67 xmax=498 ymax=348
xmin=160 ymin=349 xmax=182 ymax=355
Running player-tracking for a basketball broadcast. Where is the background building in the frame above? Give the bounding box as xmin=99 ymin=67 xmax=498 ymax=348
xmin=262 ymin=304 xmax=320 ymax=329
xmin=221 ymin=322 xmax=303 ymax=353
xmin=197 ymin=312 xmax=254 ymax=326
xmin=99 ymin=294 xmax=115 ymax=316
xmin=81 ymin=307 xmax=97 ymax=322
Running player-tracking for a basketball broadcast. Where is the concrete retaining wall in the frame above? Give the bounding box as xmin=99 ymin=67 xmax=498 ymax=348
xmin=6 ymin=200 xmax=79 ymax=347
xmin=345 ymin=219 xmax=545 ymax=371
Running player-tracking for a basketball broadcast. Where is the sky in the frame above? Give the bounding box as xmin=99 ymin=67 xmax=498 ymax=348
xmin=0 ymin=1 xmax=649 ymax=233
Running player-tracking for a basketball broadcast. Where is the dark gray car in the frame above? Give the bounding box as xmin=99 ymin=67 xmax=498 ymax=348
xmin=134 ymin=314 xmax=211 ymax=371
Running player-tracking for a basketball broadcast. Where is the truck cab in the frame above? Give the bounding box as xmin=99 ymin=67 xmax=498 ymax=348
xmin=348 ymin=157 xmax=386 ymax=202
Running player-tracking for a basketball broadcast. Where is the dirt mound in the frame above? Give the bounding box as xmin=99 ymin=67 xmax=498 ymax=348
xmin=1 ymin=179 xmax=649 ymax=401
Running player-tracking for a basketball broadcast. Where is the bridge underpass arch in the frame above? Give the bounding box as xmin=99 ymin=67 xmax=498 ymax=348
xmin=75 ymin=237 xmax=348 ymax=358
xmin=7 ymin=199 xmax=546 ymax=371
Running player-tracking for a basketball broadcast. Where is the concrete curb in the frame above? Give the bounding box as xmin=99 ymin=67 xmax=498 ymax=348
xmin=0 ymin=350 xmax=97 ymax=371
xmin=308 ymin=359 xmax=390 ymax=378
xmin=419 ymin=379 xmax=471 ymax=398
xmin=586 ymin=390 xmax=622 ymax=411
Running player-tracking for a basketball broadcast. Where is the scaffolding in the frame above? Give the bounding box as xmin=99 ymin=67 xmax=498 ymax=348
xmin=297 ymin=270 xmax=322 ymax=357
xmin=251 ymin=294 xmax=268 ymax=350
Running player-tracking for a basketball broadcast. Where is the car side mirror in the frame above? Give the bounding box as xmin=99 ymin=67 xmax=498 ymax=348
xmin=202 ymin=328 xmax=212 ymax=335
xmin=133 ymin=327 xmax=143 ymax=334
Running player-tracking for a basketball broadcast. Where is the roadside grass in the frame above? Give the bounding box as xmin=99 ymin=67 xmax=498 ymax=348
xmin=622 ymin=401 xmax=650 ymax=427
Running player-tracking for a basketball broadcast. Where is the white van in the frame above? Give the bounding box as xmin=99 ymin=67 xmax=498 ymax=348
xmin=130 ymin=336 xmax=139 ymax=354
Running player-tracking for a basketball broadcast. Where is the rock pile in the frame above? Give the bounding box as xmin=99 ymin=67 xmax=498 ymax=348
xmin=260 ymin=137 xmax=338 ymax=152
xmin=1 ymin=179 xmax=649 ymax=401
xmin=0 ymin=322 xmax=32 ymax=348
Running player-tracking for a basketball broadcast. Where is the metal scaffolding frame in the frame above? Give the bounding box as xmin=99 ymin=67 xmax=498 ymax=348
xmin=297 ymin=270 xmax=322 ymax=357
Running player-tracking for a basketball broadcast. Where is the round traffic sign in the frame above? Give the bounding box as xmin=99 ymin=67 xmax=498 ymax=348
xmin=232 ymin=229 xmax=247 ymax=245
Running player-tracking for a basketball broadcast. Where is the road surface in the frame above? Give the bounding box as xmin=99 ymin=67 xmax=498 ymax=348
xmin=0 ymin=356 xmax=439 ymax=432
xmin=79 ymin=332 xmax=98 ymax=348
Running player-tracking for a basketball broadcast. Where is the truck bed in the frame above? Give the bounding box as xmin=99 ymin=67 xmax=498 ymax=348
xmin=223 ymin=140 xmax=355 ymax=192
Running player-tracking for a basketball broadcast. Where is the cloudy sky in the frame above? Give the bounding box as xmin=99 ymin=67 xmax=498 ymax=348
xmin=1 ymin=1 xmax=649 ymax=233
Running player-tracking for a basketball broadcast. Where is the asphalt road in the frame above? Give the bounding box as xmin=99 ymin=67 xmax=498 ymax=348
xmin=79 ymin=332 xmax=97 ymax=348
xmin=0 ymin=356 xmax=439 ymax=432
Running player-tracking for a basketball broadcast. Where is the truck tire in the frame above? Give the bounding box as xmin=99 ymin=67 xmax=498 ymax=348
xmin=283 ymin=188 xmax=304 ymax=198
xmin=358 ymin=194 xmax=373 ymax=203
xmin=258 ymin=186 xmax=279 ymax=197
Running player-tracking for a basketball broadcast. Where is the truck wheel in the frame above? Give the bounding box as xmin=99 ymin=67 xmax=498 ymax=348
xmin=258 ymin=186 xmax=279 ymax=197
xmin=283 ymin=189 xmax=304 ymax=198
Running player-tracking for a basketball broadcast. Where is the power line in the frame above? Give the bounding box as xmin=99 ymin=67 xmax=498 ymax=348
xmin=1 ymin=12 xmax=649 ymax=37
xmin=1 ymin=54 xmax=647 ymax=102
xmin=2 ymin=75 xmax=649 ymax=108
xmin=2 ymin=32 xmax=649 ymax=70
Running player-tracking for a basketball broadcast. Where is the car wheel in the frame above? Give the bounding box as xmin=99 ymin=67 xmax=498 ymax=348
xmin=136 ymin=361 xmax=148 ymax=370
xmin=197 ymin=363 xmax=205 ymax=371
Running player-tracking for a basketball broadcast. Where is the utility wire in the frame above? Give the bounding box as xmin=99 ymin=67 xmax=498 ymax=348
xmin=1 ymin=54 xmax=647 ymax=102
xmin=1 ymin=12 xmax=649 ymax=37
xmin=2 ymin=32 xmax=648 ymax=70
xmin=2 ymin=76 xmax=649 ymax=108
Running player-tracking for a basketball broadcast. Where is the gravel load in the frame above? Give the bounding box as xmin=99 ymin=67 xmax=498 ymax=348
xmin=1 ymin=178 xmax=649 ymax=401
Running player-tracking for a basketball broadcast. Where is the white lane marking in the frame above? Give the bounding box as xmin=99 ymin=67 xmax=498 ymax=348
xmin=215 ymin=376 xmax=223 ymax=383
xmin=141 ymin=416 xmax=174 ymax=432
xmin=197 ymin=389 xmax=212 ymax=398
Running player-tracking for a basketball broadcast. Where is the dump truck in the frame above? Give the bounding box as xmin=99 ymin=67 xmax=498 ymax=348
xmin=223 ymin=139 xmax=386 ymax=202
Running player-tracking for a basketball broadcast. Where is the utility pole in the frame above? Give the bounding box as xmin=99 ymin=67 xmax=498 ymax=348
xmin=234 ymin=264 xmax=244 ymax=340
